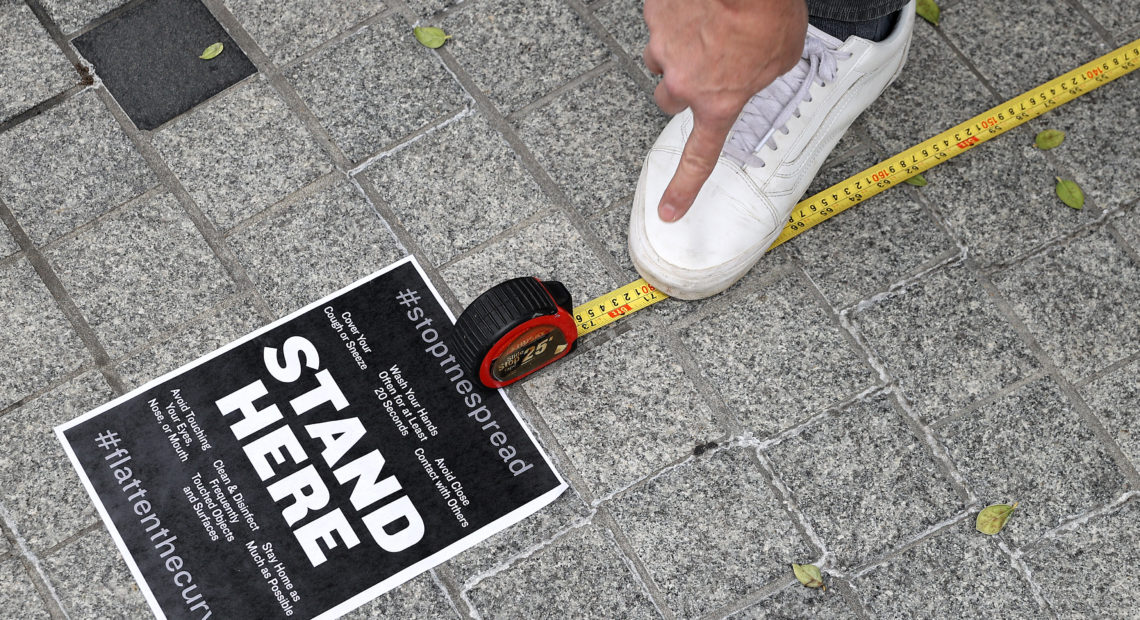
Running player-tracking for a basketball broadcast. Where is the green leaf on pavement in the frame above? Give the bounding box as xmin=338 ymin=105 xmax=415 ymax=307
xmin=904 ymin=173 xmax=928 ymax=186
xmin=199 ymin=42 xmax=224 ymax=60
xmin=1035 ymin=129 xmax=1066 ymax=150
xmin=1055 ymin=178 xmax=1085 ymax=209
xmin=792 ymin=564 xmax=825 ymax=590
xmin=916 ymin=0 xmax=940 ymax=25
xmin=976 ymin=502 xmax=1019 ymax=535
xmin=414 ymin=26 xmax=452 ymax=49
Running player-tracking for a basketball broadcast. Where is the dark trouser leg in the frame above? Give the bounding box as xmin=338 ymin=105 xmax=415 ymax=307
xmin=807 ymin=0 xmax=911 ymax=42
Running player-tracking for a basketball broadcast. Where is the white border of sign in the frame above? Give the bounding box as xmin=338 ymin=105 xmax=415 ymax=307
xmin=55 ymin=255 xmax=568 ymax=620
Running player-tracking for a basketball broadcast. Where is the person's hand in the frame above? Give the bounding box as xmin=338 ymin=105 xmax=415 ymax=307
xmin=643 ymin=0 xmax=808 ymax=222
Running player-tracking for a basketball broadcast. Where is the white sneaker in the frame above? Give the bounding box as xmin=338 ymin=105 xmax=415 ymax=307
xmin=629 ymin=1 xmax=915 ymax=300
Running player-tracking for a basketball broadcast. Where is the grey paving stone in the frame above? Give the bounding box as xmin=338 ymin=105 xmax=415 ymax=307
xmin=463 ymin=523 xmax=659 ymax=619
xmin=403 ymin=0 xmax=460 ymax=19
xmin=0 ymin=558 xmax=51 ymax=619
xmin=0 ymin=2 xmax=74 ymax=123
xmin=516 ymin=69 xmax=665 ymax=215
xmin=222 ymin=0 xmax=384 ymax=65
xmin=367 ymin=112 xmax=547 ymax=265
xmin=152 ymin=75 xmax=334 ymax=231
xmin=524 ymin=329 xmax=718 ymax=497
xmin=766 ymin=393 xmax=962 ymax=570
xmin=855 ymin=263 xmax=1040 ymax=423
xmin=1081 ymin=358 xmax=1140 ymax=470
xmin=938 ymin=376 xmax=1128 ymax=547
xmin=992 ymin=229 xmax=1140 ymax=382
xmin=1043 ymin=77 xmax=1140 ymax=211
xmin=1115 ymin=206 xmax=1140 ymax=254
xmin=729 ymin=582 xmax=858 ymax=619
xmin=45 ymin=191 xmax=236 ymax=359
xmin=1077 ymin=0 xmax=1140 ymax=39
xmin=852 ymin=519 xmax=1042 ymax=617
xmin=608 ymin=448 xmax=813 ymax=618
xmin=227 ymin=177 xmax=403 ymax=315
xmin=285 ymin=15 xmax=466 ymax=162
xmin=921 ymin=124 xmax=1096 ymax=267
xmin=0 ymin=226 xmax=17 ymax=258
xmin=1023 ymin=499 xmax=1140 ymax=617
xmin=440 ymin=210 xmax=615 ymax=308
xmin=43 ymin=527 xmax=150 ymax=618
xmin=0 ymin=258 xmax=90 ymax=411
xmin=940 ymin=0 xmax=1107 ymax=100
xmin=795 ymin=156 xmax=957 ymax=308
xmin=115 ymin=297 xmax=265 ymax=391
xmin=681 ymin=272 xmax=878 ymax=437
xmin=589 ymin=200 xmax=639 ymax=280
xmin=440 ymin=0 xmax=610 ymax=112
xmin=860 ymin=23 xmax=993 ymax=157
xmin=342 ymin=572 xmax=458 ymax=619
xmin=0 ymin=90 xmax=156 ymax=246
xmin=0 ymin=372 xmax=112 ymax=551
xmin=0 ymin=525 xmax=9 ymax=556
xmin=594 ymin=0 xmax=652 ymax=79
xmin=447 ymin=488 xmax=591 ymax=582
xmin=38 ymin=0 xmax=130 ymax=34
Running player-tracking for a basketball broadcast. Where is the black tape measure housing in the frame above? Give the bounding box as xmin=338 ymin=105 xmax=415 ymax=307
xmin=453 ymin=278 xmax=577 ymax=388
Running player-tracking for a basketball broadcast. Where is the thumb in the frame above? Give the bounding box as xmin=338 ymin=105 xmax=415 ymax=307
xmin=658 ymin=112 xmax=734 ymax=222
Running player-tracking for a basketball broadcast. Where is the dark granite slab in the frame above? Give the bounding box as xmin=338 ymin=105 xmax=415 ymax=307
xmin=73 ymin=0 xmax=256 ymax=130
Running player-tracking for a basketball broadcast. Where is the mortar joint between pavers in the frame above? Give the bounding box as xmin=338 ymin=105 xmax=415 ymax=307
xmin=566 ymin=0 xmax=658 ymax=96
xmin=487 ymin=383 xmax=602 ymax=506
xmin=506 ymin=59 xmax=618 ymax=123
xmin=594 ymin=512 xmax=677 ymax=620
xmin=970 ymin=264 xmax=1140 ymax=490
xmin=0 ymin=502 xmax=71 ymax=619
xmin=33 ymin=184 xmax=166 ymax=255
xmin=459 ymin=510 xmax=598 ymax=591
xmin=843 ymin=508 xmax=976 ymax=581
xmin=196 ymin=0 xmax=358 ymax=173
xmin=1062 ymin=0 xmax=1118 ymax=46
xmin=0 ymin=200 xmax=119 ymax=374
xmin=1018 ymin=490 xmax=1139 ymax=555
xmin=274 ymin=5 xmax=405 ymax=74
xmin=348 ymin=105 xmax=476 ymax=176
xmin=886 ymin=385 xmax=980 ymax=505
xmin=926 ymin=369 xmax=1050 ymax=431
xmin=751 ymin=449 xmax=833 ymax=565
xmin=429 ymin=566 xmax=473 ymax=620
xmin=587 ymin=432 xmax=750 ymax=509
xmin=995 ymin=539 xmax=1057 ymax=618
xmin=412 ymin=13 xmax=633 ymax=289
xmin=0 ymin=84 xmax=90 ymax=136
xmin=80 ymin=85 xmax=278 ymax=323
xmin=743 ymin=384 xmax=894 ymax=453
xmin=977 ymin=203 xmax=1121 ymax=278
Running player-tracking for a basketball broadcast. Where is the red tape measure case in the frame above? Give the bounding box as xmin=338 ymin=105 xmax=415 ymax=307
xmin=452 ymin=278 xmax=578 ymax=388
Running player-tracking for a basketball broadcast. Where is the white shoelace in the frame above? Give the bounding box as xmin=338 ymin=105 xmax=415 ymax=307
xmin=723 ymin=31 xmax=851 ymax=168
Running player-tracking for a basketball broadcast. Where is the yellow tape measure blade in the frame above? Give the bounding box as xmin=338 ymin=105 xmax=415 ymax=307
xmin=772 ymin=37 xmax=1140 ymax=248
xmin=573 ymin=278 xmax=668 ymax=336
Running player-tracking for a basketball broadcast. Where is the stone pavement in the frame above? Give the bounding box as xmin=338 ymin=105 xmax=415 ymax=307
xmin=1 ymin=0 xmax=1139 ymax=617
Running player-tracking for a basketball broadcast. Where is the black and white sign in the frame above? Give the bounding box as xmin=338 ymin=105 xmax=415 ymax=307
xmin=56 ymin=257 xmax=566 ymax=619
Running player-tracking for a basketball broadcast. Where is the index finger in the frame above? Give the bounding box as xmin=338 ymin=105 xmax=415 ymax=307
xmin=658 ymin=112 xmax=735 ymax=222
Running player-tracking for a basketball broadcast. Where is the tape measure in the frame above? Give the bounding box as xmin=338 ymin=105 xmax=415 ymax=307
xmin=454 ymin=38 xmax=1140 ymax=387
